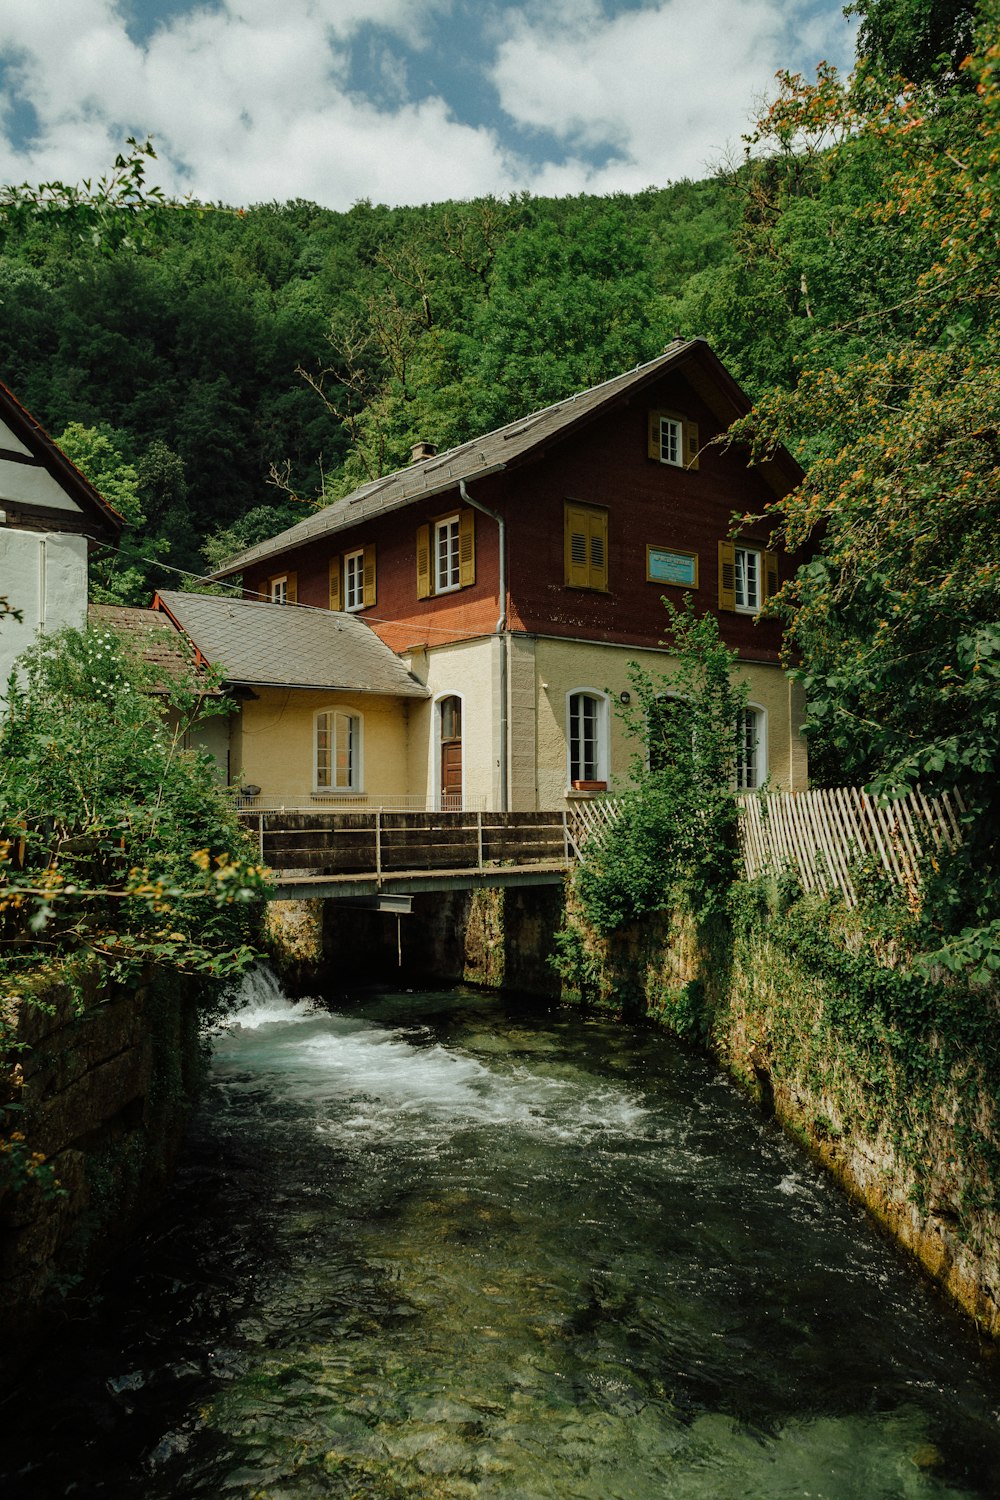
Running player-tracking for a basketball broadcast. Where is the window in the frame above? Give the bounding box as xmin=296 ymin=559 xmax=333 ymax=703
xmin=718 ymin=541 xmax=778 ymax=613
xmin=735 ymin=547 xmax=760 ymax=612
xmin=567 ymin=691 xmax=608 ymax=788
xmin=416 ymin=510 xmax=475 ymax=598
xmin=315 ymin=709 xmax=362 ymax=792
xmin=735 ymin=707 xmax=765 ymax=790
xmin=329 ymin=545 xmax=375 ymax=612
xmin=435 ymin=515 xmax=461 ymax=593
xmin=647 ymin=693 xmax=693 ymax=775
xmin=564 ymin=503 xmax=608 ymax=591
xmin=344 ymin=549 xmax=365 ymax=611
xmin=268 ymin=571 xmax=296 ymax=605
xmin=647 ymin=409 xmax=699 ymax=470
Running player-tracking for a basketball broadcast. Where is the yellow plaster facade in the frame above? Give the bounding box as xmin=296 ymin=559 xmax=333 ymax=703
xmin=231 ymin=687 xmax=414 ymax=807
xmin=401 ymin=633 xmax=807 ymax=813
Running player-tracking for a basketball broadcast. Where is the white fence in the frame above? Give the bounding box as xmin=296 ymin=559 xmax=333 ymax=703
xmin=564 ymin=786 xmax=966 ymax=907
xmin=737 ymin=787 xmax=965 ymax=905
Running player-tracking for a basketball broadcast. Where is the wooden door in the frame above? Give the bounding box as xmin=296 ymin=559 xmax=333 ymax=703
xmin=439 ymin=696 xmax=463 ymax=810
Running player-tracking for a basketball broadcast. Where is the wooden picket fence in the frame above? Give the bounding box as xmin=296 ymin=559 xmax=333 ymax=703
xmin=737 ymin=787 xmax=966 ymax=905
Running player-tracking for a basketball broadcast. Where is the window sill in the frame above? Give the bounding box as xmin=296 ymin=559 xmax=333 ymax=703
xmin=311 ymin=790 xmax=366 ymax=799
xmin=566 ymin=783 xmax=608 ymax=798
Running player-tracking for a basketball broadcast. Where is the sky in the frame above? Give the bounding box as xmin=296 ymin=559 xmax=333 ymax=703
xmin=0 ymin=0 xmax=857 ymax=211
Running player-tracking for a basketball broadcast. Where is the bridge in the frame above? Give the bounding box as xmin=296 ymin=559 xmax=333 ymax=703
xmin=241 ymin=808 xmax=613 ymax=906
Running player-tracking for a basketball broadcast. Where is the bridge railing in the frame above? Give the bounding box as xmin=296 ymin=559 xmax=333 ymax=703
xmin=241 ymin=809 xmax=577 ymax=878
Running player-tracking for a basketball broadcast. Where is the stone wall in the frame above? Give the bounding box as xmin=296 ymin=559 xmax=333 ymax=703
xmin=552 ymin=890 xmax=1000 ymax=1339
xmin=0 ymin=965 xmax=203 ymax=1377
xmin=267 ymin=886 xmax=566 ymax=996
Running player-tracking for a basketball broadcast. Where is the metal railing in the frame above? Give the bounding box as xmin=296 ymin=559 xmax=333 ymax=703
xmin=230 ymin=791 xmax=485 ymax=814
xmin=241 ymin=808 xmax=580 ymax=878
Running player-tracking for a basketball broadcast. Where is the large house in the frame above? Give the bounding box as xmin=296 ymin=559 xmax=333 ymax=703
xmin=204 ymin=338 xmax=807 ymax=812
xmin=0 ymin=383 xmax=121 ymax=691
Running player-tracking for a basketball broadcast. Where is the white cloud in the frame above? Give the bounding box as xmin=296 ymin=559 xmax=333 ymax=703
xmin=492 ymin=0 xmax=856 ymax=187
xmin=0 ymin=0 xmax=856 ymax=208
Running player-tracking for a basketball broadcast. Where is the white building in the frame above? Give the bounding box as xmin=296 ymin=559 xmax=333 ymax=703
xmin=0 ymin=383 xmax=121 ymax=691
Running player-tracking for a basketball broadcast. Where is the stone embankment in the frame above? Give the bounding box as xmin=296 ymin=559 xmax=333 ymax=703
xmin=0 ymin=965 xmax=202 ymax=1379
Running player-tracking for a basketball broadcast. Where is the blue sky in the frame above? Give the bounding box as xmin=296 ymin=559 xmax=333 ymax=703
xmin=0 ymin=1 xmax=857 ymax=209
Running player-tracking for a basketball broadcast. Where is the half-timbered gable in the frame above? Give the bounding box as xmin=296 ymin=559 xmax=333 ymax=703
xmin=0 ymin=381 xmax=122 ymax=689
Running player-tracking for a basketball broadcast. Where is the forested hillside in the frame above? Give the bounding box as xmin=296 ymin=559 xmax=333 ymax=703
xmin=0 ymin=175 xmax=737 ymax=588
xmin=1 ymin=0 xmax=996 ymax=973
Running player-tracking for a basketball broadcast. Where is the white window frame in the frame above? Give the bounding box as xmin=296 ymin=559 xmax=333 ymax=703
xmin=269 ymin=575 xmax=288 ymax=605
xmin=314 ymin=708 xmax=363 ymax=793
xmin=566 ymin=689 xmax=610 ymax=789
xmin=734 ymin=547 xmax=761 ymax=613
xmin=343 ymin=548 xmax=365 ymax=612
xmin=434 ymin=515 xmax=461 ymax=594
xmin=735 ymin=704 xmax=767 ymax=791
xmin=658 ymin=415 xmax=684 ymax=467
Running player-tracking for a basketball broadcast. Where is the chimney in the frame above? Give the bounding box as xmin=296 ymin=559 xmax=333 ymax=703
xmin=410 ymin=440 xmax=437 ymax=464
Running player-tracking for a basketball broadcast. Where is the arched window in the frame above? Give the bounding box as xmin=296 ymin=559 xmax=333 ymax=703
xmin=735 ymin=706 xmax=766 ymax=790
xmin=647 ymin=693 xmax=694 ymax=774
xmin=567 ymin=691 xmax=609 ymax=789
xmin=315 ymin=709 xmax=363 ymax=792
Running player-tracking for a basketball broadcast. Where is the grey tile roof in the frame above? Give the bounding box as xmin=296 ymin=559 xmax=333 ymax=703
xmin=154 ymin=590 xmax=428 ymax=697
xmin=213 ymin=339 xmax=726 ymax=579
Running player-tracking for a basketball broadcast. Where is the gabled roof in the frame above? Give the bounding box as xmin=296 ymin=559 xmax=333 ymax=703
xmin=153 ymin=590 xmax=429 ymax=697
xmin=0 ymin=381 xmax=123 ymax=542
xmin=88 ymin=602 xmax=218 ymax=692
xmin=213 ymin=337 xmax=801 ymax=580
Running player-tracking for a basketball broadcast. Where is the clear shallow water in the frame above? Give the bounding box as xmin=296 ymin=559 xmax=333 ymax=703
xmin=5 ymin=969 xmax=1000 ymax=1498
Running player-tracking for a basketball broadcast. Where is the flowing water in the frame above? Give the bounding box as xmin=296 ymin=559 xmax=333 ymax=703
xmin=5 ymin=969 xmax=1000 ymax=1499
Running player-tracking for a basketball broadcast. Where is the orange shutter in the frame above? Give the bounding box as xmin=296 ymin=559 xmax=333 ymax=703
xmin=763 ymin=549 xmax=780 ymax=601
xmin=328 ymin=555 xmax=342 ymax=611
xmin=285 ymin=572 xmax=298 ymax=604
xmin=647 ymin=410 xmax=664 ymax=460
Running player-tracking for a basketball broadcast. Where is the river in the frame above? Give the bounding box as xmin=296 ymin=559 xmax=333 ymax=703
xmin=4 ymin=968 xmax=1000 ymax=1498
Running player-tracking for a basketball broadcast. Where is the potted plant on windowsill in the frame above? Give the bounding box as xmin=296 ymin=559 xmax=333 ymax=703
xmin=571 ymin=780 xmax=607 ymax=792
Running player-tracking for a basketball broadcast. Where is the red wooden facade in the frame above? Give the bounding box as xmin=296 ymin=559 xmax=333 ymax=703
xmin=240 ymin=353 xmax=799 ymax=665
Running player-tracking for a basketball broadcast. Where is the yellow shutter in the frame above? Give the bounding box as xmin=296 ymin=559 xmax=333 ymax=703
xmin=647 ymin=410 xmax=664 ymax=460
xmin=285 ymin=572 xmax=298 ymax=604
xmin=565 ymin=504 xmax=590 ymax=588
xmin=589 ymin=508 xmax=608 ymax=590
xmin=328 ymin=554 xmax=342 ymax=611
xmin=684 ymin=419 xmax=700 ymax=471
xmin=564 ymin=503 xmax=608 ymax=589
xmin=363 ymin=543 xmax=377 ymax=607
xmin=416 ymin=524 xmax=431 ymax=599
xmin=458 ymin=508 xmax=475 ymax=587
xmin=763 ymin=548 xmax=780 ymax=601
xmin=718 ymin=540 xmax=736 ymax=611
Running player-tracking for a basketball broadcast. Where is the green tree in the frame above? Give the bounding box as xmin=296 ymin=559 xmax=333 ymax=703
xmin=847 ymin=0 xmax=980 ymax=87
xmin=731 ymin=12 xmax=1000 ymax=976
xmin=574 ymin=601 xmax=748 ymax=935
xmin=0 ymin=624 xmax=265 ymax=981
